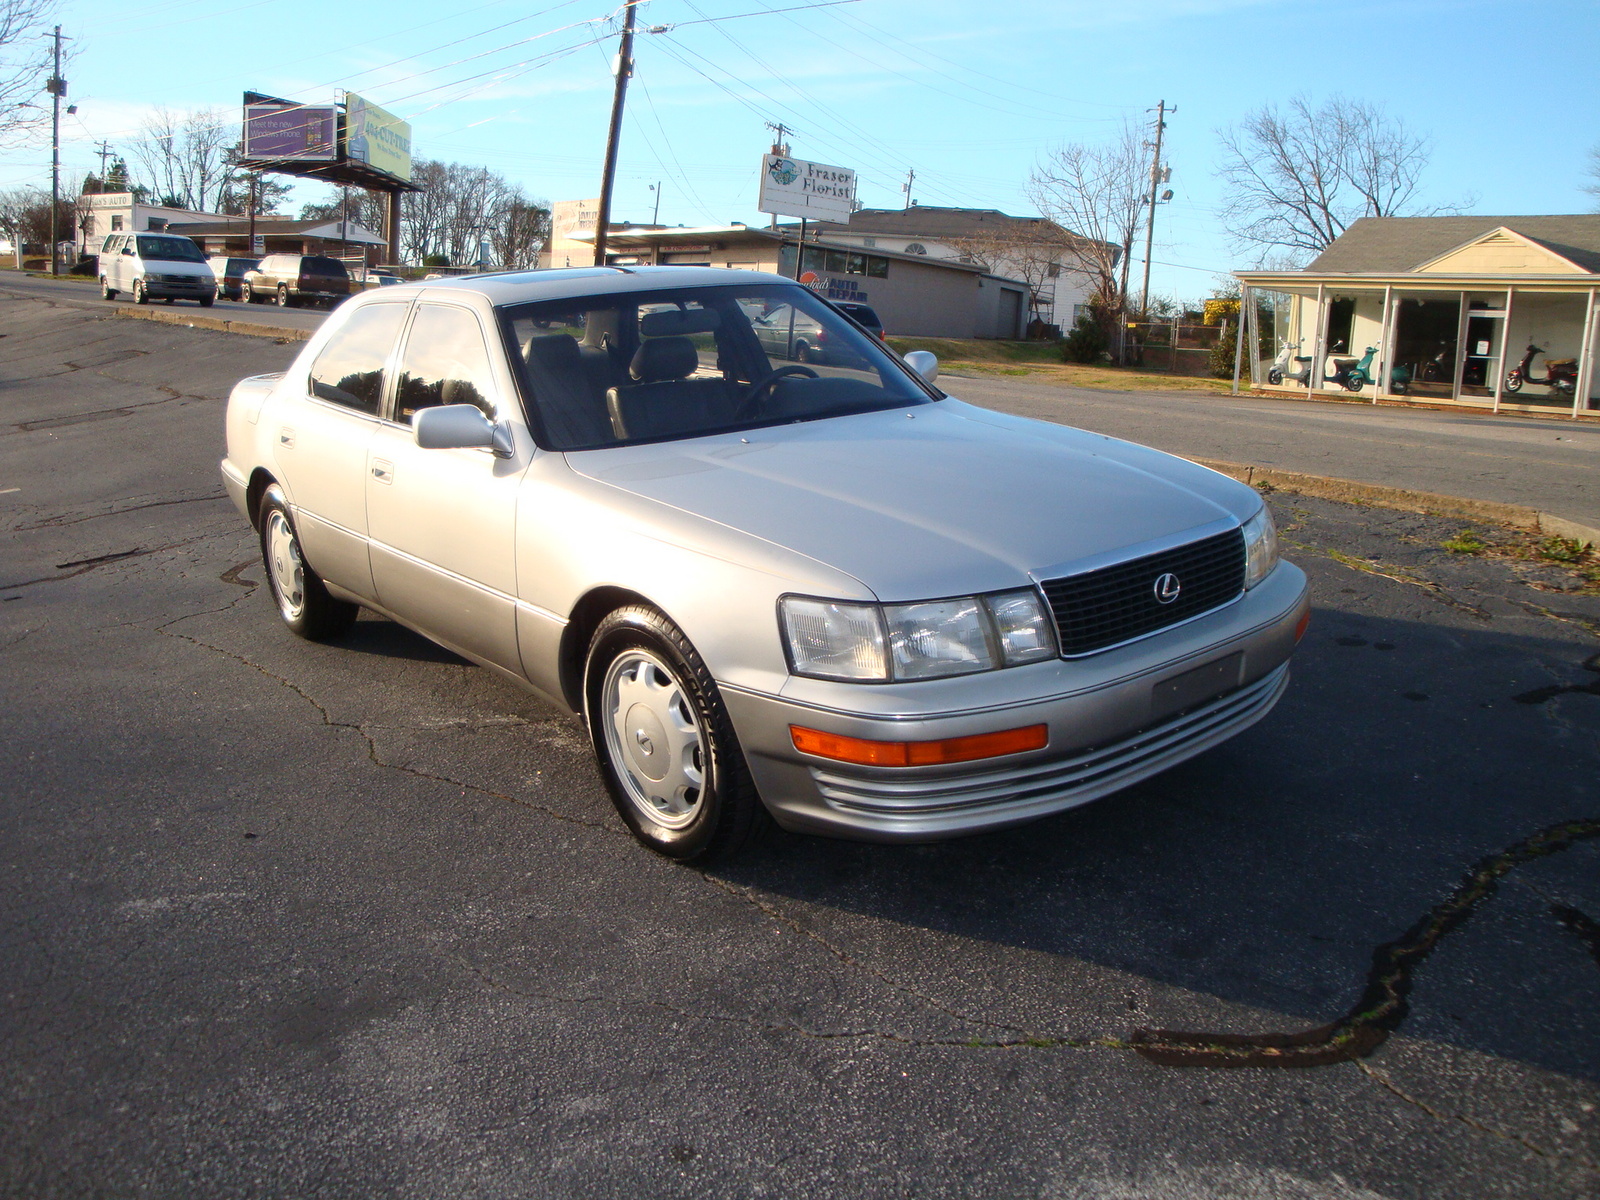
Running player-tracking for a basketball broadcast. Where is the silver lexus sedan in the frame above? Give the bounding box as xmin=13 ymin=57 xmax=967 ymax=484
xmin=221 ymin=267 xmax=1309 ymax=861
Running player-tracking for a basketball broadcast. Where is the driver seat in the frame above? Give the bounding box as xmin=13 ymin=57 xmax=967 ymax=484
xmin=606 ymin=336 xmax=734 ymax=440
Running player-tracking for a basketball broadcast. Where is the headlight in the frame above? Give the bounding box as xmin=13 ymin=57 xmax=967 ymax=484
xmin=781 ymin=588 xmax=1058 ymax=683
xmin=1241 ymin=504 xmax=1280 ymax=588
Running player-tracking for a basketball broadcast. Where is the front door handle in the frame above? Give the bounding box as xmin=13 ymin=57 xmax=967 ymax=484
xmin=371 ymin=459 xmax=393 ymax=484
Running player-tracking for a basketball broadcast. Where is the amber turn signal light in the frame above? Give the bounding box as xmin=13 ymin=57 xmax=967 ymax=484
xmin=790 ymin=723 xmax=1048 ymax=768
xmin=1295 ymin=609 xmax=1311 ymax=642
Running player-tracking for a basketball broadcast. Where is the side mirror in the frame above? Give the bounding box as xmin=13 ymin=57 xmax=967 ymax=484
xmin=413 ymin=404 xmax=514 ymax=458
xmin=903 ymin=350 xmax=939 ymax=385
xmin=121 ymin=247 xmax=135 ymax=256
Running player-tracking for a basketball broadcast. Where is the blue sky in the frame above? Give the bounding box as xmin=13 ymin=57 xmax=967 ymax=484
xmin=7 ymin=0 xmax=1596 ymax=299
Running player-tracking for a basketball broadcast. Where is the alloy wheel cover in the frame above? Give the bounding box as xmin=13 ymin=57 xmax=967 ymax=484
xmin=601 ymin=649 xmax=708 ymax=830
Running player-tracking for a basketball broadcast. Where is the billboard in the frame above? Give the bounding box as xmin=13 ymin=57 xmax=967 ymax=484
xmin=243 ymin=102 xmax=338 ymax=161
xmin=758 ymin=154 xmax=856 ymax=223
xmin=344 ymin=92 xmax=412 ymax=184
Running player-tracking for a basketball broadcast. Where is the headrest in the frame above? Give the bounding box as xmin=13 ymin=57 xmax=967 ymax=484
xmin=639 ymin=308 xmax=721 ymax=337
xmin=630 ymin=336 xmax=699 ymax=383
xmin=524 ymin=333 xmax=582 ymax=371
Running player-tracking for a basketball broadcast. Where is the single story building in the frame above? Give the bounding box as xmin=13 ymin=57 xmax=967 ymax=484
xmin=165 ymin=217 xmax=386 ymax=263
xmin=78 ymin=193 xmax=224 ymax=256
xmin=552 ymin=221 xmax=1034 ymax=340
xmin=1235 ymin=215 xmax=1600 ymax=419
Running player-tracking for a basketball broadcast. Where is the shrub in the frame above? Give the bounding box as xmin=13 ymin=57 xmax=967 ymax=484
xmin=1061 ymin=312 xmax=1109 ymax=364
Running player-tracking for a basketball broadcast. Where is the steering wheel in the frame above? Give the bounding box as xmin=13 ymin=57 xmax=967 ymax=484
xmin=736 ymin=365 xmax=818 ymax=420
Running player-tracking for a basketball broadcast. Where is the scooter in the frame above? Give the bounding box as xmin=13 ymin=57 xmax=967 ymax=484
xmin=1323 ymin=342 xmax=1368 ymax=393
xmin=1504 ymin=344 xmax=1577 ymax=397
xmin=1266 ymin=338 xmax=1313 ymax=385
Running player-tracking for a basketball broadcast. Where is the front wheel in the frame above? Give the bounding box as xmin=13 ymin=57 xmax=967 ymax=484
xmin=1266 ymin=367 xmax=1283 ymax=384
xmin=100 ymin=276 xmax=116 ymax=300
xmin=258 ymin=485 xmax=358 ymax=641
xmin=241 ymin=281 xmax=255 ymax=304
xmin=584 ymin=606 xmax=767 ymax=862
xmin=132 ymin=279 xmax=148 ymax=305
xmin=199 ymin=294 xmax=215 ymax=308
xmin=1504 ymin=372 xmax=1523 ymax=394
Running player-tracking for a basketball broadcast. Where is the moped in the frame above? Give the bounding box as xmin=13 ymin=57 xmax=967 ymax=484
xmin=1266 ymin=338 xmax=1313 ymax=385
xmin=1323 ymin=342 xmax=1369 ymax=393
xmin=1504 ymin=344 xmax=1577 ymax=397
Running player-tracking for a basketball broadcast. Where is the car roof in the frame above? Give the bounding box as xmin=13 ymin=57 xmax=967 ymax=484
xmin=405 ymin=264 xmax=800 ymax=307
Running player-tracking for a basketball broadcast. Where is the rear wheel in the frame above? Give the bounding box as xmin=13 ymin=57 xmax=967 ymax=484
xmin=277 ymin=284 xmax=291 ymax=307
xmin=257 ymin=485 xmax=358 ymax=641
xmin=585 ymin=606 xmax=767 ymax=862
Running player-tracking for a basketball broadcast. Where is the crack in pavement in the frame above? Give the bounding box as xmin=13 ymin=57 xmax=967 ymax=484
xmin=1515 ymin=654 xmax=1600 ymax=705
xmin=1551 ymin=906 xmax=1600 ymax=970
xmin=1356 ymin=1060 xmax=1599 ymax=1172
xmin=1283 ymin=538 xmax=1494 ymax=619
xmin=0 ymin=534 xmax=214 ymax=590
xmin=15 ymin=492 xmax=227 ymax=530
xmin=1127 ymin=819 xmax=1600 ymax=1068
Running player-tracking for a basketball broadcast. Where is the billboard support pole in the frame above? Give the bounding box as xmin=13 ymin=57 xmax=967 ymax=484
xmin=388 ymin=188 xmax=403 ymax=269
xmin=592 ymin=0 xmax=638 ymax=267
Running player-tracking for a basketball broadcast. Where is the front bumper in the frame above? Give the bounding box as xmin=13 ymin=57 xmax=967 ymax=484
xmin=721 ymin=561 xmax=1309 ymax=841
xmin=144 ymin=277 xmax=213 ymax=300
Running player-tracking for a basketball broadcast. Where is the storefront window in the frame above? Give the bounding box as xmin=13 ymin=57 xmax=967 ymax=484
xmin=1504 ymin=292 xmax=1588 ymax=409
xmin=1391 ymin=293 xmax=1460 ymax=400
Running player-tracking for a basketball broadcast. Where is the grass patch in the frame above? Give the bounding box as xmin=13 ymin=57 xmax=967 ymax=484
xmin=885 ymin=337 xmax=1234 ymax=395
xmin=1538 ymin=535 xmax=1593 ymax=564
xmin=1442 ymin=529 xmax=1490 ymax=554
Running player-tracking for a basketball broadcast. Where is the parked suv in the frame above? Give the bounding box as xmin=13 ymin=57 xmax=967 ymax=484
xmin=99 ymin=233 xmax=215 ymax=306
xmin=241 ymin=255 xmax=351 ymax=308
xmin=208 ymin=255 xmax=260 ymax=301
xmin=834 ymin=301 xmax=885 ymax=341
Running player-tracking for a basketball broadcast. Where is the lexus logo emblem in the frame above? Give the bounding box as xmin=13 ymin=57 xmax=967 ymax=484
xmin=1153 ymin=573 xmax=1181 ymax=604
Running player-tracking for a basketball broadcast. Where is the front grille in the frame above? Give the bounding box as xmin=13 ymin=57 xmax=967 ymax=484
xmin=1040 ymin=528 xmax=1245 ymax=656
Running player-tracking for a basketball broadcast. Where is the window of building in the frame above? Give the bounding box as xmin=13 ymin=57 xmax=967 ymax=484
xmin=308 ymin=302 xmax=409 ymax=415
xmin=800 ymin=246 xmax=890 ymax=278
xmin=862 ymin=237 xmax=876 ymax=248
xmin=395 ymin=304 xmax=498 ymax=422
xmin=110 ymin=215 xmax=124 ymax=231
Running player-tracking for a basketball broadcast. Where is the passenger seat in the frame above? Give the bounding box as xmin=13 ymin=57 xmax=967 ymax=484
xmin=607 ymin=337 xmax=733 ymax=440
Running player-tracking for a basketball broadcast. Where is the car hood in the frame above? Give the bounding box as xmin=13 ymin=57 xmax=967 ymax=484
xmin=566 ymin=399 xmax=1258 ymax=599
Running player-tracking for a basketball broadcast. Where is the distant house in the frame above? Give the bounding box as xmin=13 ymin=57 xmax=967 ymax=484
xmin=1235 ymin=215 xmax=1600 ymax=418
xmin=78 ymin=192 xmax=385 ymax=264
xmin=547 ymin=215 xmax=1035 ymax=339
xmin=809 ymin=206 xmax=1114 ymax=333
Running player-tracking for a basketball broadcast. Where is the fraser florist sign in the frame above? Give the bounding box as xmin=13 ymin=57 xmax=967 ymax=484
xmin=758 ymin=154 xmax=856 ymax=223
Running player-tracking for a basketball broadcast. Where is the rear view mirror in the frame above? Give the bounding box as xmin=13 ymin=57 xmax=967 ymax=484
xmin=413 ymin=404 xmax=513 ymax=458
xmin=903 ymin=350 xmax=938 ymax=385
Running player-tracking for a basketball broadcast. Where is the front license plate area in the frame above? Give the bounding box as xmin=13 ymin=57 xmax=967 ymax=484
xmin=1151 ymin=652 xmax=1243 ymax=722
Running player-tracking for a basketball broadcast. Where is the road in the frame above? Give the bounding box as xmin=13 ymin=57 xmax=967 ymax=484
xmin=7 ymin=270 xmax=1594 ymax=531
xmin=2 ymin=288 xmax=1598 ymax=1198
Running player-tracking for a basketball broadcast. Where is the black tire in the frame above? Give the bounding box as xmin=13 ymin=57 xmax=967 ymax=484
xmin=257 ymin=485 xmax=358 ymax=641
xmin=200 ymin=294 xmax=215 ymax=308
xmin=100 ymin=276 xmax=116 ymax=300
xmin=241 ymin=281 xmax=255 ymax=304
xmin=132 ymin=279 xmax=148 ymax=305
xmin=584 ymin=606 xmax=768 ymax=862
xmin=1504 ymin=373 xmax=1523 ymax=394
xmin=277 ymin=284 xmax=291 ymax=308
xmin=1266 ymin=368 xmax=1283 ymax=384
xmin=795 ymin=341 xmax=813 ymax=364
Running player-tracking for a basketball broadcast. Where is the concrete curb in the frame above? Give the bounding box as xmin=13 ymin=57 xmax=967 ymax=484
xmin=113 ymin=307 xmax=312 ymax=342
xmin=1194 ymin=457 xmax=1600 ymax=547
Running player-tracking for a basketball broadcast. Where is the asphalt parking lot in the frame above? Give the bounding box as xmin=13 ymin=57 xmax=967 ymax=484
xmin=2 ymin=294 xmax=1598 ymax=1198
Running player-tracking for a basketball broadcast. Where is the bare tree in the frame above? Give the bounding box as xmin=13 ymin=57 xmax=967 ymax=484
xmin=946 ymin=220 xmax=1100 ymax=327
xmin=127 ymin=107 xmax=238 ymax=212
xmin=1585 ymin=145 xmax=1600 ymax=211
xmin=490 ymin=198 xmax=550 ymax=270
xmin=1026 ymin=122 xmax=1145 ymax=317
xmin=1218 ymin=96 xmax=1458 ymax=262
xmin=0 ymin=0 xmax=62 ymax=147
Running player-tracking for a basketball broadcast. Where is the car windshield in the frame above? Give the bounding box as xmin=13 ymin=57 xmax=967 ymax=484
xmin=499 ymin=282 xmax=933 ymax=451
xmin=136 ymin=236 xmax=205 ymax=262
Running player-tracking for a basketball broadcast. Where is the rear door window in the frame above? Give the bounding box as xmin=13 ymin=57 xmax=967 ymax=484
xmin=308 ymin=303 xmax=409 ymax=415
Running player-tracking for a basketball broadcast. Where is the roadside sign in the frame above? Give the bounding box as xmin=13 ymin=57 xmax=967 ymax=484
xmin=251 ymin=235 xmax=265 ymax=255
xmin=758 ymin=154 xmax=856 ymax=223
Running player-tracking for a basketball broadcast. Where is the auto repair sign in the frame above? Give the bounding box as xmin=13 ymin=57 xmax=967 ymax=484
xmin=758 ymin=155 xmax=857 ymax=223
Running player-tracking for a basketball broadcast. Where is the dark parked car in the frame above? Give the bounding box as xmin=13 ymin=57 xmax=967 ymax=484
xmin=834 ymin=301 xmax=885 ymax=341
xmin=207 ymin=255 xmax=260 ymax=301
xmin=241 ymin=255 xmax=351 ymax=308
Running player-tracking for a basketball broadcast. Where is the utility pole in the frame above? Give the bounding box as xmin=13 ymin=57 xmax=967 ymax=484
xmin=48 ymin=25 xmax=66 ymax=276
xmin=95 ymin=139 xmax=111 ymax=180
xmin=649 ymin=181 xmax=661 ymax=225
xmin=1139 ymin=99 xmax=1174 ymax=320
xmin=592 ymin=0 xmax=638 ymax=267
xmin=764 ymin=122 xmax=789 ymax=231
xmin=902 ymin=168 xmax=915 ymax=211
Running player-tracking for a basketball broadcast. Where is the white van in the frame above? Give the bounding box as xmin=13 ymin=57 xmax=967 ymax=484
xmin=99 ymin=232 xmax=216 ymax=306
